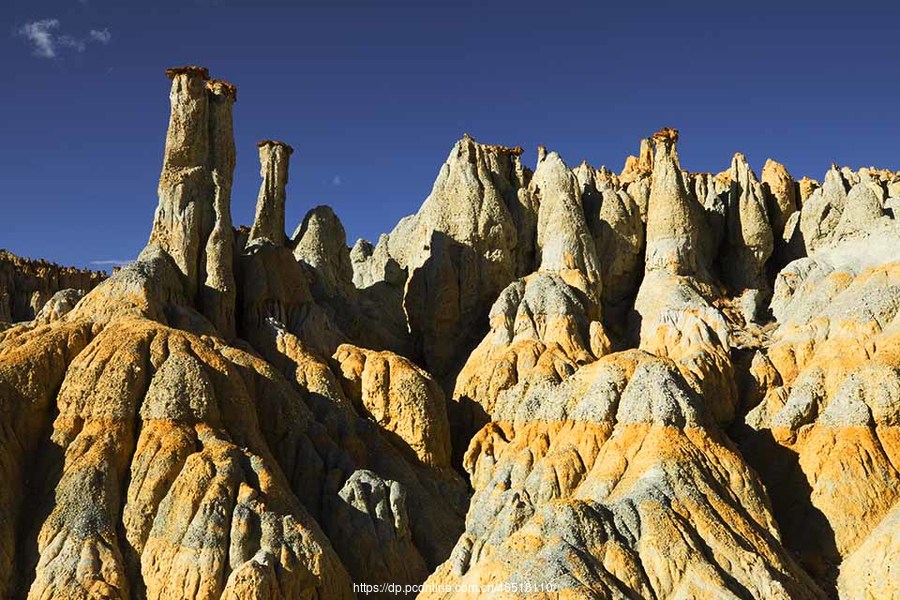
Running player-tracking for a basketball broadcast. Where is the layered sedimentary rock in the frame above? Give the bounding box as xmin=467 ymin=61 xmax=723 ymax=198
xmin=4 ymin=67 xmax=900 ymax=600
xmin=424 ymin=353 xmax=823 ymax=599
xmin=737 ymin=226 xmax=900 ymax=591
xmin=634 ymin=129 xmax=737 ymax=424
xmin=0 ymin=250 xmax=105 ymax=322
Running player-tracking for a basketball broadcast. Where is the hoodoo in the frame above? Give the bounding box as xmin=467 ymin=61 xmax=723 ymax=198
xmin=249 ymin=140 xmax=293 ymax=246
xmin=2 ymin=67 xmax=900 ymax=600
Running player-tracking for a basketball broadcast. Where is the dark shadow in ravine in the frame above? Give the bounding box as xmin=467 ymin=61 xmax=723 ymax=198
xmin=731 ymin=424 xmax=840 ymax=598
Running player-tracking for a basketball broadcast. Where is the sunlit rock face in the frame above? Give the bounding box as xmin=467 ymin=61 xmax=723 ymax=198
xmin=3 ymin=67 xmax=900 ymax=600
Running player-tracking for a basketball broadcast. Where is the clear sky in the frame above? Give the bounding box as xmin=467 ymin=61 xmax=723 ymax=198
xmin=2 ymin=0 xmax=899 ymax=269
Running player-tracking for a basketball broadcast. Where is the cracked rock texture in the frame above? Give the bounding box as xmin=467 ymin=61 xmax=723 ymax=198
xmin=3 ymin=70 xmax=900 ymax=600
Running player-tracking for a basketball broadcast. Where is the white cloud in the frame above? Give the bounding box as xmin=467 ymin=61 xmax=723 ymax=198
xmin=18 ymin=19 xmax=59 ymax=58
xmin=58 ymin=34 xmax=86 ymax=52
xmin=16 ymin=19 xmax=111 ymax=59
xmin=89 ymin=259 xmax=132 ymax=266
xmin=332 ymin=175 xmax=342 ymax=186
xmin=89 ymin=29 xmax=111 ymax=44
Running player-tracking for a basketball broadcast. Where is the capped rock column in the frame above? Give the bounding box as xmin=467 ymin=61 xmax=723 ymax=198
xmin=201 ymin=79 xmax=238 ymax=339
xmin=249 ymin=140 xmax=293 ymax=246
xmin=644 ymin=128 xmax=707 ymax=277
xmin=148 ymin=66 xmax=212 ymax=298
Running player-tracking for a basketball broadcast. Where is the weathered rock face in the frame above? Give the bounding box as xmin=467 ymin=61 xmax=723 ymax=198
xmin=201 ymin=79 xmax=238 ymax=339
xmin=762 ymin=158 xmax=798 ymax=241
xmin=0 ymin=67 xmax=472 ymax=600
xmin=396 ymin=135 xmax=534 ymax=380
xmin=531 ymin=150 xmax=602 ymax=300
xmin=575 ymin=162 xmax=645 ymax=322
xmin=5 ymin=68 xmax=900 ymax=600
xmin=333 ymin=344 xmax=452 ymax=467
xmin=0 ymin=250 xmax=105 ymax=323
xmin=737 ymin=231 xmax=900 ymax=592
xmin=293 ymin=206 xmax=353 ymax=295
xmin=148 ymin=66 xmax=213 ymax=295
xmin=423 ymin=353 xmax=823 ymax=599
xmin=799 ymin=165 xmax=849 ymax=252
xmin=620 ymin=136 xmax=653 ymax=183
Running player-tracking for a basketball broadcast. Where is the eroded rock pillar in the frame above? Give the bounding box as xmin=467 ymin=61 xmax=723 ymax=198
xmin=148 ymin=66 xmax=212 ymax=298
xmin=201 ymin=79 xmax=238 ymax=338
xmin=249 ymin=141 xmax=293 ymax=246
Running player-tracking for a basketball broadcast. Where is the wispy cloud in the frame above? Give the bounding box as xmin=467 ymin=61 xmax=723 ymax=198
xmin=18 ymin=19 xmax=58 ymax=58
xmin=16 ymin=19 xmax=111 ymax=59
xmin=89 ymin=29 xmax=111 ymax=43
xmin=332 ymin=175 xmax=342 ymax=186
xmin=89 ymin=259 xmax=131 ymax=267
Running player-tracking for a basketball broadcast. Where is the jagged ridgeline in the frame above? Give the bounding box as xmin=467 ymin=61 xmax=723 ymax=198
xmin=0 ymin=66 xmax=899 ymax=599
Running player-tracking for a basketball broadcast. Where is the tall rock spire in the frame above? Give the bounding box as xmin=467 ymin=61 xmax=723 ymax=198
xmin=644 ymin=127 xmax=706 ymax=277
xmin=531 ymin=149 xmax=602 ymax=301
xmin=145 ymin=66 xmax=237 ymax=338
xmin=148 ymin=66 xmax=212 ymax=297
xmin=201 ymin=79 xmax=238 ymax=338
xmin=249 ymin=140 xmax=293 ymax=246
xmin=724 ymin=153 xmax=774 ymax=296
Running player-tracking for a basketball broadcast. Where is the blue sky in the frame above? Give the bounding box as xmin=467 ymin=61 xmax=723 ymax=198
xmin=2 ymin=0 xmax=899 ymax=269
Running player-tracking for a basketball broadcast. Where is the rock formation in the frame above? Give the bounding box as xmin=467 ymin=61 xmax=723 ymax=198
xmin=643 ymin=127 xmax=708 ymax=277
xmin=147 ymin=67 xmax=238 ymax=338
xmin=249 ymin=141 xmax=292 ymax=246
xmin=762 ymin=158 xmax=798 ymax=240
xmin=0 ymin=250 xmax=105 ymax=323
xmin=2 ymin=68 xmax=900 ymax=599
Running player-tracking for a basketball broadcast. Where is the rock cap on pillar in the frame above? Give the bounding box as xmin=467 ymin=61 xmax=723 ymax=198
xmin=164 ymin=65 xmax=210 ymax=80
xmin=206 ymin=78 xmax=238 ymax=101
xmin=256 ymin=139 xmax=294 ymax=154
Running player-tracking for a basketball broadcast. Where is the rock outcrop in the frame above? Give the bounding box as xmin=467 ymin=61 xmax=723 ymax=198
xmin=0 ymin=250 xmax=105 ymax=323
xmin=4 ymin=68 xmax=900 ymax=600
xmin=762 ymin=158 xmax=798 ymax=241
xmin=390 ymin=135 xmax=534 ymax=381
xmin=721 ymin=152 xmax=775 ymax=319
xmin=333 ymin=344 xmax=452 ymax=467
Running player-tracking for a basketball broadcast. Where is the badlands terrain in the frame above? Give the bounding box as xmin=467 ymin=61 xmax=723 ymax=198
xmin=1 ymin=67 xmax=899 ymax=599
